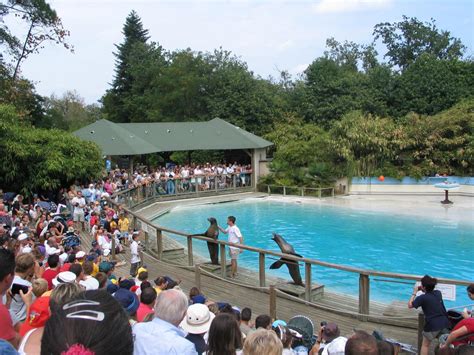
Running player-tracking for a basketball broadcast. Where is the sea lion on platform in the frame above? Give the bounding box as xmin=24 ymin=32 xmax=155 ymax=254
xmin=190 ymin=217 xmax=219 ymax=264
xmin=270 ymin=233 xmax=304 ymax=287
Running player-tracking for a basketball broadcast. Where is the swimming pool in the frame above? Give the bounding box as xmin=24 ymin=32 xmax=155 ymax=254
xmin=154 ymin=198 xmax=474 ymax=307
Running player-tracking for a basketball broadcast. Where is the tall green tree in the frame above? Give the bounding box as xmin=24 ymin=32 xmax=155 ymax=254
xmin=102 ymin=10 xmax=149 ymax=123
xmin=373 ymin=16 xmax=465 ymax=71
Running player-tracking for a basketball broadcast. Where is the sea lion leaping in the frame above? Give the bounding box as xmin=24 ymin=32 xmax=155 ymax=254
xmin=190 ymin=217 xmax=219 ymax=265
xmin=270 ymin=233 xmax=304 ymax=287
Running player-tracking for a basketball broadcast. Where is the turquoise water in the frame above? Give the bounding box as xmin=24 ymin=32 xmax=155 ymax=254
xmin=155 ymin=199 xmax=474 ymax=308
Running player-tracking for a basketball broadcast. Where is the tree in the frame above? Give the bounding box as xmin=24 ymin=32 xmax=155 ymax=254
xmin=0 ymin=0 xmax=72 ymax=80
xmin=0 ymin=104 xmax=103 ymax=195
xmin=102 ymin=10 xmax=150 ymax=122
xmin=373 ymin=16 xmax=465 ymax=71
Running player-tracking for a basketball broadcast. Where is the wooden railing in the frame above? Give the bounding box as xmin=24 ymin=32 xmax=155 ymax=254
xmin=107 ymin=197 xmax=471 ymax=323
xmin=258 ymin=184 xmax=335 ymax=198
xmin=112 ymin=172 xmax=254 ymax=208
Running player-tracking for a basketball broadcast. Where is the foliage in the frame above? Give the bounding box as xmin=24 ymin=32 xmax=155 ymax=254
xmin=0 ymin=0 xmax=72 ymax=79
xmin=0 ymin=104 xmax=103 ymax=195
xmin=39 ymin=91 xmax=100 ymax=130
xmin=373 ymin=15 xmax=465 ymax=71
xmin=102 ymin=10 xmax=150 ymax=123
xmin=170 ymin=150 xmax=225 ymax=166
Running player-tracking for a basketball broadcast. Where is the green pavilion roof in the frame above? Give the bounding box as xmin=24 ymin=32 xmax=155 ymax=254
xmin=73 ymin=118 xmax=273 ymax=156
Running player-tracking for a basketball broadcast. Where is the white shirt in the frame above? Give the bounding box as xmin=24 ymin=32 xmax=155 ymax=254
xmin=321 ymin=336 xmax=347 ymax=355
xmin=71 ymin=197 xmax=85 ymax=214
xmin=131 ymin=240 xmax=140 ymax=264
xmin=98 ymin=234 xmax=112 ymax=250
xmin=226 ymin=225 xmax=242 ymax=250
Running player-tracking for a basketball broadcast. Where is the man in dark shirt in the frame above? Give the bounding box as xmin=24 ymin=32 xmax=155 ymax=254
xmin=408 ymin=275 xmax=449 ymax=355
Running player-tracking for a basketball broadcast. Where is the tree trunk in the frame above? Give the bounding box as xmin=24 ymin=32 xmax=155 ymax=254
xmin=13 ymin=20 xmax=35 ymax=81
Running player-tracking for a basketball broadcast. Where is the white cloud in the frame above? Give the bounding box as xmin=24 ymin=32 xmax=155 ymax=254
xmin=277 ymin=40 xmax=294 ymax=51
xmin=312 ymin=0 xmax=392 ymax=14
xmin=291 ymin=63 xmax=309 ymax=74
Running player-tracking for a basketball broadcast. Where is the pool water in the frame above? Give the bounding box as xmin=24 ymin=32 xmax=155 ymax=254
xmin=155 ymin=199 xmax=474 ymax=308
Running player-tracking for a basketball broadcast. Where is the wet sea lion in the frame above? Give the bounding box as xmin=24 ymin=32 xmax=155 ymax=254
xmin=190 ymin=217 xmax=219 ymax=264
xmin=270 ymin=233 xmax=304 ymax=287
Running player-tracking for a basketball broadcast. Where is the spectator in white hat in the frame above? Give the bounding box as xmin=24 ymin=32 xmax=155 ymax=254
xmin=52 ymin=271 xmax=77 ymax=288
xmin=181 ymin=304 xmax=215 ymax=354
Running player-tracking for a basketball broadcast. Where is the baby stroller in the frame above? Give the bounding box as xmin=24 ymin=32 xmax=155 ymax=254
xmin=62 ymin=232 xmax=81 ymax=249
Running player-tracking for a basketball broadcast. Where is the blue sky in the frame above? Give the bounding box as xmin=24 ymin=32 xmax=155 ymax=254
xmin=9 ymin=0 xmax=474 ymax=103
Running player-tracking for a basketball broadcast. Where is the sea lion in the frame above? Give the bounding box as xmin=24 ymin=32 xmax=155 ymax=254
xmin=190 ymin=217 xmax=219 ymax=264
xmin=270 ymin=233 xmax=304 ymax=287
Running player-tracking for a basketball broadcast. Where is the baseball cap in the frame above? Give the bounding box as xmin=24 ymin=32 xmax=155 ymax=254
xmin=99 ymin=261 xmax=113 ymax=273
xmin=113 ymin=288 xmax=139 ymax=315
xmin=119 ymin=279 xmax=135 ymax=290
xmin=19 ymin=296 xmax=51 ymax=337
xmin=180 ymin=304 xmax=215 ymax=335
xmin=18 ymin=233 xmax=29 ymax=241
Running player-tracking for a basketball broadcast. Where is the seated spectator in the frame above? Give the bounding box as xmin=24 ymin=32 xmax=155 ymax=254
xmin=52 ymin=271 xmax=77 ymax=289
xmin=240 ymin=307 xmax=253 ymax=336
xmin=133 ymin=289 xmax=197 ymax=354
xmin=94 ymin=272 xmax=108 ymax=289
xmin=462 ymin=284 xmax=474 ymax=319
xmin=137 ymin=287 xmax=157 ymax=322
xmin=80 ymin=261 xmax=99 ymax=290
xmin=207 ymin=313 xmax=242 ymax=355
xmin=32 ymin=278 xmax=48 ymax=298
xmin=377 ymin=340 xmax=400 ymax=355
xmin=69 ymin=263 xmax=85 ymax=283
xmin=41 ymin=290 xmax=134 ymax=355
xmin=273 ymin=325 xmax=294 ymax=355
xmin=10 ymin=253 xmax=35 ymax=325
xmin=440 ymin=318 xmax=474 ymax=349
xmin=181 ymin=303 xmax=215 ymax=355
xmin=42 ymin=254 xmax=60 ymax=290
xmin=154 ymin=276 xmax=168 ymax=294
xmin=243 ymin=328 xmax=283 ymax=355
xmin=0 ymin=248 xmax=18 ymax=348
xmin=345 ymin=330 xmax=378 ymax=355
xmin=255 ymin=314 xmax=272 ymax=330
xmin=311 ymin=322 xmax=347 ymax=355
xmin=189 ymin=286 xmax=206 ymax=304
xmin=114 ymin=287 xmax=140 ymax=324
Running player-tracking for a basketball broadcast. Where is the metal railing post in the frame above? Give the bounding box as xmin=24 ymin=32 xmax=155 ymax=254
xmin=267 ymin=185 xmax=271 ymax=194
xmin=233 ymin=174 xmax=236 ymax=190
xmin=187 ymin=236 xmax=193 ymax=266
xmin=269 ymin=285 xmax=276 ymax=320
xmin=359 ymin=273 xmax=370 ymax=320
xmin=220 ymin=244 xmax=226 ymax=278
xmin=283 ymin=186 xmax=286 ymax=196
xmin=318 ymin=188 xmax=322 ymax=198
xmin=301 ymin=187 xmax=304 ymax=197
xmin=259 ymin=253 xmax=266 ymax=287
xmin=331 ymin=188 xmax=335 ymax=197
xmin=305 ymin=263 xmax=312 ymax=301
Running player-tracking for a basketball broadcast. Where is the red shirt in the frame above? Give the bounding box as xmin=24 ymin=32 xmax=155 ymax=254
xmin=42 ymin=268 xmax=60 ymax=290
xmin=453 ymin=318 xmax=474 ymax=346
xmin=0 ymin=303 xmax=15 ymax=341
xmin=60 ymin=263 xmax=71 ymax=272
xmin=136 ymin=303 xmax=154 ymax=322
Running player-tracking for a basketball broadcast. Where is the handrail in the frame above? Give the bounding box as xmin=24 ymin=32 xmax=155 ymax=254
xmin=259 ymin=184 xmax=336 ymax=198
xmin=107 ymin=197 xmax=471 ymax=287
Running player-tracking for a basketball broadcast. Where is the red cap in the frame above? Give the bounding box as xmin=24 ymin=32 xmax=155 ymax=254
xmin=19 ymin=296 xmax=51 ymax=337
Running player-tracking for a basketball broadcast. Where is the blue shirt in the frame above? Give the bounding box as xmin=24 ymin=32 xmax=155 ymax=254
xmin=412 ymin=290 xmax=450 ymax=332
xmin=133 ymin=317 xmax=198 ymax=355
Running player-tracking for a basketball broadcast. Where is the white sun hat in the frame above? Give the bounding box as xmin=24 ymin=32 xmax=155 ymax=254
xmin=180 ymin=303 xmax=215 ymax=335
xmin=52 ymin=271 xmax=77 ymax=287
xmin=18 ymin=233 xmax=29 ymax=241
xmin=76 ymin=251 xmax=86 ymax=259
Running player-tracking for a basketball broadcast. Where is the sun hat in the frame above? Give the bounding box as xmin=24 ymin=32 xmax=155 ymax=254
xmin=103 ymin=249 xmax=111 ymax=257
xmin=180 ymin=304 xmax=215 ymax=335
xmin=137 ymin=267 xmax=147 ymax=275
xmin=52 ymin=271 xmax=77 ymax=287
xmin=80 ymin=277 xmax=99 ymax=291
xmin=18 ymin=233 xmax=29 ymax=241
xmin=75 ymin=251 xmax=86 ymax=259
xmin=287 ymin=315 xmax=316 ymax=349
xmin=113 ymin=288 xmax=139 ymax=315
xmin=21 ymin=246 xmax=32 ymax=254
xmin=59 ymin=253 xmax=68 ymax=264
xmin=272 ymin=319 xmax=287 ymax=328
xmin=67 ymin=226 xmax=75 ymax=233
xmin=19 ymin=296 xmax=51 ymax=337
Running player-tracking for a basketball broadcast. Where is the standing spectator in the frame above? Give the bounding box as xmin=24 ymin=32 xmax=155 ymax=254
xmin=207 ymin=313 xmax=242 ymax=355
xmin=218 ymin=216 xmax=244 ymax=279
xmin=71 ymin=191 xmax=86 ymax=231
xmin=136 ymin=287 xmax=157 ymax=322
xmin=10 ymin=253 xmax=35 ymax=325
xmin=181 ymin=304 xmax=215 ymax=355
xmin=42 ymin=254 xmax=61 ymax=290
xmin=118 ymin=213 xmax=130 ymax=243
xmin=408 ymin=275 xmax=450 ymax=355
xmin=243 ymin=328 xmax=283 ymax=355
xmin=133 ymin=289 xmax=197 ymax=354
xmin=130 ymin=232 xmax=141 ymax=277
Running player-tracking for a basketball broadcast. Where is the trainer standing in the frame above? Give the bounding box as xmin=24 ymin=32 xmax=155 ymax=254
xmin=218 ymin=216 xmax=243 ymax=279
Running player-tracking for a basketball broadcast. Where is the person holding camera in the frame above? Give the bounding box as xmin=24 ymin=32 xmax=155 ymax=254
xmin=408 ymin=275 xmax=450 ymax=355
xmin=310 ymin=322 xmax=347 ymax=355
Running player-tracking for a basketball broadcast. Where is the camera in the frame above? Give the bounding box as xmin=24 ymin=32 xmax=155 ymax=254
xmin=320 ymin=321 xmax=327 ymax=327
